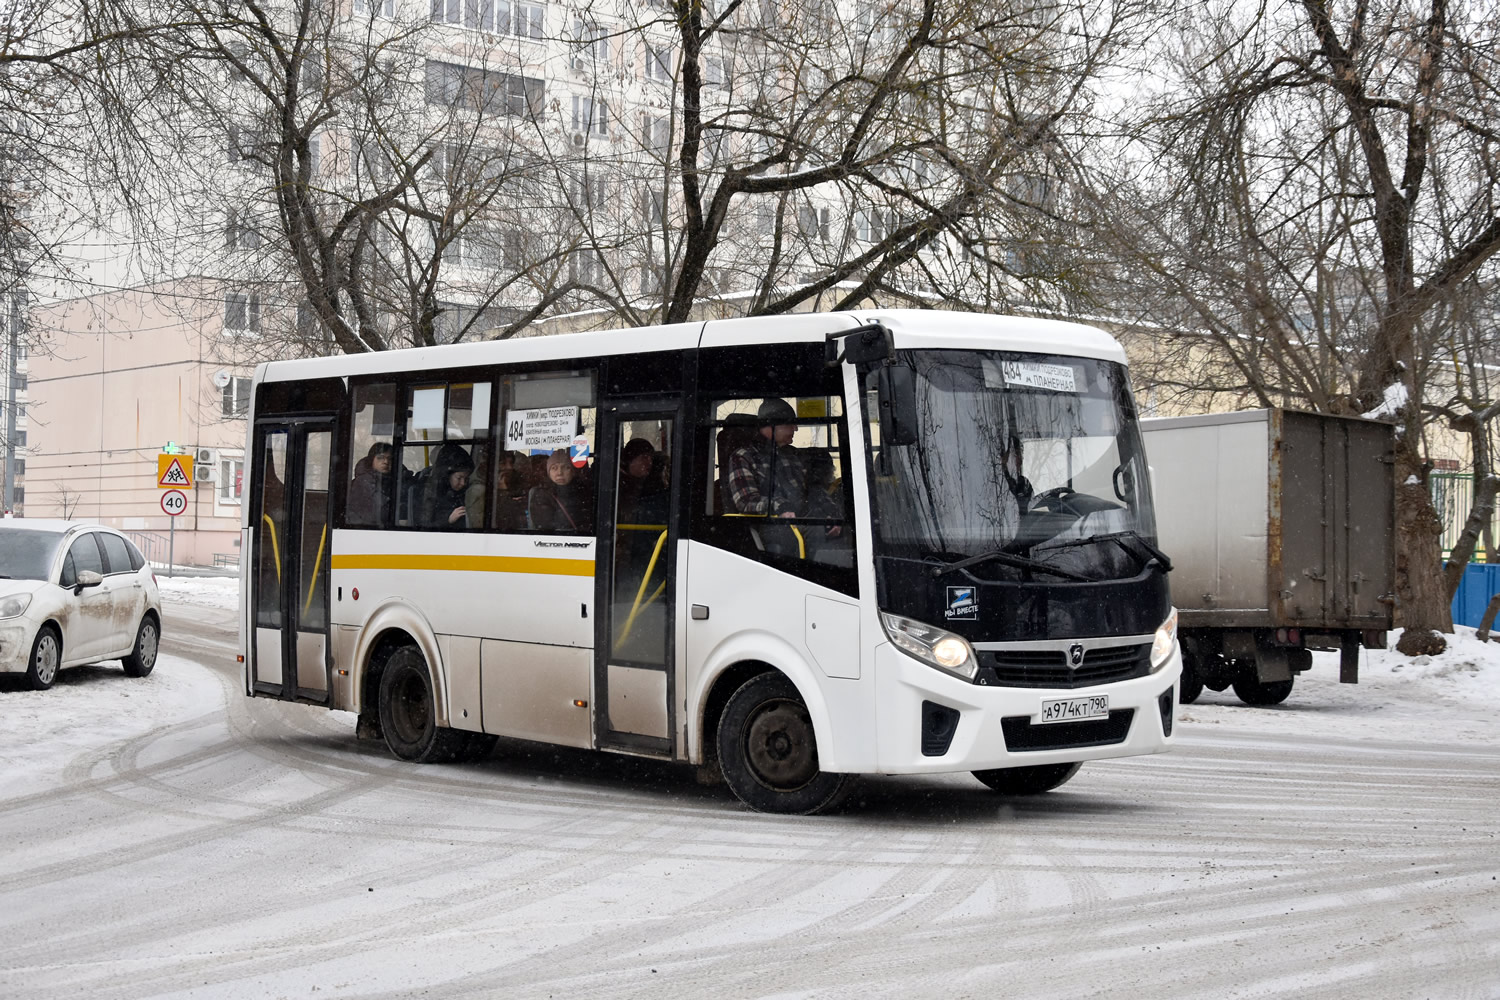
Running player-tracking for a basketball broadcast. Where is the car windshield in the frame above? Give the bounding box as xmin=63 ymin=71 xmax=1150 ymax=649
xmin=0 ymin=530 xmax=65 ymax=582
xmin=866 ymin=349 xmax=1158 ymax=582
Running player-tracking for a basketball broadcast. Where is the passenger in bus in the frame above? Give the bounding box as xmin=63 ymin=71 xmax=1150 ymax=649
xmin=347 ymin=442 xmax=394 ymax=527
xmin=617 ymin=438 xmax=665 ymax=525
xmin=528 ymin=449 xmax=593 ymax=532
xmin=728 ymin=398 xmax=841 ymax=555
xmin=418 ymin=443 xmax=474 ymax=530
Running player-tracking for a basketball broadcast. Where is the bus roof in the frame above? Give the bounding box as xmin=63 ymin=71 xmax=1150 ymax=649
xmin=257 ymin=310 xmax=1126 ymax=383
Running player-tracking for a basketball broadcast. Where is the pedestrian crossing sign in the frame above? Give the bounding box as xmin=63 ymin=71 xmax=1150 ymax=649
xmin=157 ymin=454 xmax=195 ymax=488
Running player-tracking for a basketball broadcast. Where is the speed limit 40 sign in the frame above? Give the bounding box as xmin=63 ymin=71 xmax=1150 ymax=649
xmin=160 ymin=489 xmax=187 ymax=517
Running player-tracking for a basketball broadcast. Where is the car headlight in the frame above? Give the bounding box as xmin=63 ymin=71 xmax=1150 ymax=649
xmin=0 ymin=594 xmax=31 ymax=620
xmin=1150 ymin=607 xmax=1178 ymax=672
xmin=880 ymin=612 xmax=978 ymax=681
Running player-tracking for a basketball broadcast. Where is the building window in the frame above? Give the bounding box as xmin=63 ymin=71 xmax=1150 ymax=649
xmin=570 ymin=248 xmax=605 ymax=285
xmin=12 ymin=430 xmax=24 ymax=447
xmin=856 ymin=207 xmax=889 ymax=243
xmin=570 ymin=16 xmax=610 ymax=69
xmin=571 ymin=96 xmax=609 ymax=136
xmin=224 ymin=209 xmax=263 ymax=249
xmin=224 ymin=292 xmax=262 ymax=334
xmin=355 ymin=0 xmax=395 ymax=15
xmin=425 ymin=60 xmax=544 ymax=119
xmin=222 ymin=376 xmax=252 ymax=417
xmin=430 ymin=0 xmax=544 ymax=38
xmin=13 ymin=458 xmax=24 ymax=475
xmin=219 ymin=457 xmax=245 ymax=503
xmin=645 ymin=42 xmax=675 ymax=82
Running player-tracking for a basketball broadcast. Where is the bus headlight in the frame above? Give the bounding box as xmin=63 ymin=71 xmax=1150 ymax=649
xmin=880 ymin=612 xmax=978 ymax=681
xmin=0 ymin=594 xmax=31 ymax=620
xmin=1150 ymin=607 xmax=1178 ymax=672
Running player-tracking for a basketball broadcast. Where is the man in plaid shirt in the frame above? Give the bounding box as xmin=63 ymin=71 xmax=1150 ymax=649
xmin=727 ymin=398 xmax=807 ymax=517
xmin=727 ymin=399 xmax=841 ymax=558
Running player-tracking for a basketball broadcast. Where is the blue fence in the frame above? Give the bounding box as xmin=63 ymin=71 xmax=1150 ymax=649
xmin=1450 ymin=562 xmax=1500 ymax=627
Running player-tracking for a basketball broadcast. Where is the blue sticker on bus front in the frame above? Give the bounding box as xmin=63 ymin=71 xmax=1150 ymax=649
xmin=946 ymin=587 xmax=977 ymax=620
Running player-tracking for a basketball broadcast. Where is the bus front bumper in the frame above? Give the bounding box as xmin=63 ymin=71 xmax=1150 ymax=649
xmin=869 ymin=641 xmax=1181 ymax=775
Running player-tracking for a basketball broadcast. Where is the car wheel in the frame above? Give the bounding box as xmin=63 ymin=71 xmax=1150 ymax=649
xmin=972 ymin=761 xmax=1083 ymax=795
xmin=1232 ymin=675 xmax=1295 ymax=706
xmin=122 ymin=615 xmax=159 ymax=678
xmin=25 ymin=626 xmax=62 ymax=691
xmin=376 ymin=646 xmax=472 ymax=763
xmin=716 ymin=672 xmax=851 ymax=815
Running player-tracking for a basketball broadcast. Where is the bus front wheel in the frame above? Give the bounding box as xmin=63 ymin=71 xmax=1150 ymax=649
xmin=716 ymin=672 xmax=850 ymax=815
xmin=377 ymin=646 xmax=473 ymax=763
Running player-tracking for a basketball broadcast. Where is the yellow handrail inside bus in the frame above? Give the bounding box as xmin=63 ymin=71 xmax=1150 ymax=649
xmin=302 ymin=524 xmax=327 ymax=617
xmin=614 ymin=529 xmax=668 ymax=652
xmin=721 ymin=512 xmax=805 ymax=559
xmin=261 ymin=514 xmax=282 ymax=582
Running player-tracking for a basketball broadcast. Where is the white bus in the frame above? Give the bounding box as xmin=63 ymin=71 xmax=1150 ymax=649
xmin=239 ymin=310 xmax=1180 ymax=813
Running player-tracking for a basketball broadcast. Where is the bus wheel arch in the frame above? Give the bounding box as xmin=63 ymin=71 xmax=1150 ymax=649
xmin=713 ymin=668 xmax=851 ymax=815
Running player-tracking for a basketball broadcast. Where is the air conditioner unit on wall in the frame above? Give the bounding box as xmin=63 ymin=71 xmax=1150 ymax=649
xmin=194 ymin=448 xmax=218 ymax=484
xmin=196 ymin=447 xmax=217 ymax=466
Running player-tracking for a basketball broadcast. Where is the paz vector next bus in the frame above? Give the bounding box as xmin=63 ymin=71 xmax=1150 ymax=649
xmin=238 ymin=310 xmax=1180 ymax=814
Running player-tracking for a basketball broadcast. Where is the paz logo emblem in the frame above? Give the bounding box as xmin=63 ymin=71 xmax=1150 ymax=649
xmin=1068 ymin=644 xmax=1085 ymax=667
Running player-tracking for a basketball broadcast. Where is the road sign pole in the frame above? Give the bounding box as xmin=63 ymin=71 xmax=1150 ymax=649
xmin=168 ymin=517 xmax=175 ymax=578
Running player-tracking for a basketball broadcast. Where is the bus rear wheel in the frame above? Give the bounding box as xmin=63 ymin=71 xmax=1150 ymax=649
xmin=972 ymin=761 xmax=1082 ymax=795
xmin=717 ymin=672 xmax=850 ymax=815
xmin=377 ymin=646 xmax=472 ymax=763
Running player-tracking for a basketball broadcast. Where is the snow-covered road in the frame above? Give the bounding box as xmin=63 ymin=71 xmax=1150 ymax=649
xmin=0 ymin=578 xmax=1496 ymax=998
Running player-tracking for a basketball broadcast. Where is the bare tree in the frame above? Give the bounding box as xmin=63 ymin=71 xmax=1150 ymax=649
xmin=1093 ymin=0 xmax=1500 ymax=654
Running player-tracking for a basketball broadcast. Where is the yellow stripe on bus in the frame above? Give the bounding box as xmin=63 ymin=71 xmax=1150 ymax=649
xmin=330 ymin=554 xmax=596 ymax=576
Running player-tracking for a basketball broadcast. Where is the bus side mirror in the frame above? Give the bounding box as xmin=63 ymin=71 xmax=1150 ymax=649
xmin=877 ymin=365 xmax=918 ymax=446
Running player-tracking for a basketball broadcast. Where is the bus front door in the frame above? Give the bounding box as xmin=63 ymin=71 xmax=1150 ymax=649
xmin=595 ymin=404 xmax=680 ymax=756
xmin=248 ymin=420 xmax=334 ymax=704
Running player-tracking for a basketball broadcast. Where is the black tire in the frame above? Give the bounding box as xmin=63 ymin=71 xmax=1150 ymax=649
xmin=717 ymin=672 xmax=850 ymax=815
xmin=1179 ymin=661 xmax=1204 ymax=704
xmin=376 ymin=646 xmax=472 ymax=763
xmin=1232 ymin=675 xmax=1295 ymax=706
xmin=121 ymin=615 xmax=159 ymax=678
xmin=972 ymin=761 xmax=1083 ymax=795
xmin=24 ymin=625 xmax=62 ymax=691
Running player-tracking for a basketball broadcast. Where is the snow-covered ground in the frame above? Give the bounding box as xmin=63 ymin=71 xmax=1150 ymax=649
xmin=2 ymin=582 xmax=1497 ymax=998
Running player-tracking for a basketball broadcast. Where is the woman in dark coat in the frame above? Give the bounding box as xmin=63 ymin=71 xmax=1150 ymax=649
xmin=347 ymin=442 xmax=394 ymax=526
xmin=528 ymin=449 xmax=594 ymax=532
xmin=420 ymin=443 xmax=475 ymax=530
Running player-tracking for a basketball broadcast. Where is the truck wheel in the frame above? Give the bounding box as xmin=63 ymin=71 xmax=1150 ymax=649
xmin=972 ymin=762 xmax=1082 ymax=795
xmin=1232 ymin=676 xmax=1294 ymax=706
xmin=377 ymin=646 xmax=472 ymax=763
xmin=717 ymin=672 xmax=850 ymax=815
xmin=1179 ymin=661 xmax=1204 ymax=704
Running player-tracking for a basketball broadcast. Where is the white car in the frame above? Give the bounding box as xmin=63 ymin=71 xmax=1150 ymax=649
xmin=0 ymin=520 xmax=163 ymax=690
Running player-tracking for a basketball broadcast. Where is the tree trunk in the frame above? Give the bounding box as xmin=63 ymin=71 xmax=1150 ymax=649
xmin=1393 ymin=434 xmax=1451 ymax=655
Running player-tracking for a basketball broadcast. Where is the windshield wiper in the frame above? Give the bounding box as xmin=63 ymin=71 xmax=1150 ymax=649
xmin=930 ymin=549 xmax=1092 ymax=582
xmin=1046 ymin=530 xmax=1173 ymax=572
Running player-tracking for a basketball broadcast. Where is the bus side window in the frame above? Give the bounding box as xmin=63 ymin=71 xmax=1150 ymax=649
xmin=499 ymin=370 xmax=597 ymax=534
xmin=346 ymin=382 xmax=397 ymax=528
xmin=397 ymin=382 xmax=493 ymax=531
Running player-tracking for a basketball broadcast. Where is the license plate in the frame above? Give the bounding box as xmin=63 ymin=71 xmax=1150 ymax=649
xmin=1036 ymin=695 xmax=1109 ymax=724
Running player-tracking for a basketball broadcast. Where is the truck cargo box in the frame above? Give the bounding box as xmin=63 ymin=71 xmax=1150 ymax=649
xmin=1141 ymin=409 xmax=1394 ymax=703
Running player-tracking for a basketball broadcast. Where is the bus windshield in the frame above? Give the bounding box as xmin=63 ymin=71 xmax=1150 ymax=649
xmin=866 ymin=349 xmax=1158 ymax=583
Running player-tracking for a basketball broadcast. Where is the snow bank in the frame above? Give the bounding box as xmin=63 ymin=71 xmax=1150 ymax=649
xmin=154 ymin=574 xmax=240 ymax=611
xmin=1181 ymin=626 xmax=1500 ymax=745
